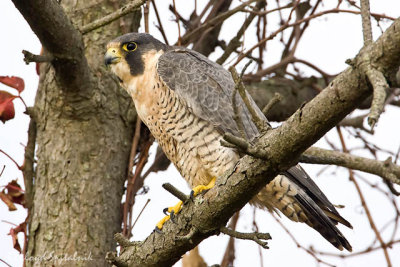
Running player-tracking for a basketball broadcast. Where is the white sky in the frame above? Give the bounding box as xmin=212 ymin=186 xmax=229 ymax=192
xmin=0 ymin=1 xmax=400 ymax=267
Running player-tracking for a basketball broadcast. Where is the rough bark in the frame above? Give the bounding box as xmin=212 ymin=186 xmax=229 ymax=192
xmin=11 ymin=1 xmax=139 ymax=266
xmin=109 ymin=17 xmax=400 ymax=266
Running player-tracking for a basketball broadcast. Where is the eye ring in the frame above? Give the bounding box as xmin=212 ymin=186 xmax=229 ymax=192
xmin=122 ymin=42 xmax=137 ymax=52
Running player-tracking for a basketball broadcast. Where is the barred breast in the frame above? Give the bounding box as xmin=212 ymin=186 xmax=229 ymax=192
xmin=142 ymin=75 xmax=239 ymax=188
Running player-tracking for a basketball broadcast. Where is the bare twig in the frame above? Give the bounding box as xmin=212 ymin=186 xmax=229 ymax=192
xmin=22 ymin=50 xmax=53 ymax=64
xmin=222 ymin=133 xmax=268 ymax=159
xmin=360 ymin=0 xmax=373 ymax=45
xmin=131 ymin=199 xmax=151 ymax=230
xmin=234 ymin=8 xmax=395 ymax=66
xmin=339 ymin=113 xmax=372 ymax=134
xmin=123 ymin=119 xmax=142 ymax=237
xmin=337 ymin=126 xmax=392 ymax=267
xmin=179 ymin=0 xmax=258 ymax=45
xmin=172 ymin=0 xmax=182 ymax=46
xmin=358 ymin=0 xmax=388 ymax=130
xmin=162 ymin=183 xmax=188 ymax=202
xmin=220 ymin=226 xmax=271 ymax=249
xmin=0 ymin=165 xmax=5 ymax=177
xmin=21 ymin=118 xmax=36 ymax=211
xmin=115 ymin=233 xmax=135 ymax=248
xmin=143 ymin=0 xmax=150 ymax=33
xmin=0 ymin=150 xmax=21 ymax=170
xmin=229 ymin=66 xmax=269 ymax=132
xmin=262 ymin=93 xmax=282 ymax=117
xmin=301 ymin=147 xmax=400 ymax=185
xmin=150 ymin=0 xmax=169 ymax=45
xmin=221 ymin=212 xmax=240 ymax=267
xmin=80 ymin=0 xmax=146 ymax=34
xmin=365 ymin=67 xmax=388 ymax=130
xmin=272 ymin=213 xmax=336 ymax=267
xmin=0 ymin=259 xmax=12 ymax=267
xmin=216 ymin=1 xmax=266 ymax=65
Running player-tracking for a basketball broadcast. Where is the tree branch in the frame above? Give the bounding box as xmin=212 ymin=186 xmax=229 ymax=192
xmin=12 ymin=0 xmax=92 ymax=92
xmin=80 ymin=0 xmax=146 ymax=34
xmin=301 ymin=147 xmax=400 ymax=185
xmin=109 ymin=18 xmax=400 ymax=266
xmin=179 ymin=0 xmax=258 ymax=46
xmin=22 ymin=50 xmax=53 ymax=64
xmin=220 ymin=226 xmax=271 ymax=249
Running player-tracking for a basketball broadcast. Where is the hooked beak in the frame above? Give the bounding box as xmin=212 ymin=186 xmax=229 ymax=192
xmin=104 ymin=47 xmax=121 ymax=66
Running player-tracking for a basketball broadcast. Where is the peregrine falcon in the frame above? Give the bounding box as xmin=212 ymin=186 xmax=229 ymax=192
xmin=105 ymin=33 xmax=352 ymax=251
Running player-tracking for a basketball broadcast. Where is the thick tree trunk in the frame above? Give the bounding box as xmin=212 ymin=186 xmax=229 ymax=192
xmin=24 ymin=1 xmax=139 ymax=266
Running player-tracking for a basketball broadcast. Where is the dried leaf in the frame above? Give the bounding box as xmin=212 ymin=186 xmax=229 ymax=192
xmin=0 ymin=76 xmax=25 ymax=93
xmin=6 ymin=180 xmax=25 ymax=207
xmin=0 ymin=91 xmax=16 ymax=123
xmin=8 ymin=222 xmax=26 ymax=254
xmin=0 ymin=191 xmax=17 ymax=211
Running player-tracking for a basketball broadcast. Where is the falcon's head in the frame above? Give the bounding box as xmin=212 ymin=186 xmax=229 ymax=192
xmin=104 ymin=33 xmax=167 ymax=82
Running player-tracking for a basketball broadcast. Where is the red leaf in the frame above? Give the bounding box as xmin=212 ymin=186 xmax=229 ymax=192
xmin=0 ymin=91 xmax=16 ymax=123
xmin=8 ymin=222 xmax=26 ymax=254
xmin=36 ymin=63 xmax=40 ymax=75
xmin=0 ymin=191 xmax=17 ymax=211
xmin=5 ymin=180 xmax=25 ymax=207
xmin=0 ymin=76 xmax=25 ymax=93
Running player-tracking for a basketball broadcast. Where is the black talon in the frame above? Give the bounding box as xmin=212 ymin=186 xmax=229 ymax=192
xmin=190 ymin=190 xmax=195 ymax=200
xmin=170 ymin=210 xmax=176 ymax=223
xmin=154 ymin=227 xmax=163 ymax=234
xmin=163 ymin=207 xmax=169 ymax=215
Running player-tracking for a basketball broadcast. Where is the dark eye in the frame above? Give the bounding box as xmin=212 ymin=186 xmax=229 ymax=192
xmin=123 ymin=42 xmax=137 ymax=52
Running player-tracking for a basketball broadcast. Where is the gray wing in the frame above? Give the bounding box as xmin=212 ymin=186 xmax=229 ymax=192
xmin=157 ymin=49 xmax=352 ymax=241
xmin=157 ymin=48 xmax=264 ymax=141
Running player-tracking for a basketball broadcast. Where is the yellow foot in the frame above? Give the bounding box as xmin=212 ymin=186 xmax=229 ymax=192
xmin=155 ymin=200 xmax=183 ymax=231
xmin=190 ymin=177 xmax=216 ymax=198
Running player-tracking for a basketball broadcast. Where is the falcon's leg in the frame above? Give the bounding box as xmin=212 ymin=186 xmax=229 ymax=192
xmin=155 ymin=178 xmax=216 ymax=231
xmin=190 ymin=177 xmax=216 ymax=198
xmin=156 ymin=200 xmax=183 ymax=230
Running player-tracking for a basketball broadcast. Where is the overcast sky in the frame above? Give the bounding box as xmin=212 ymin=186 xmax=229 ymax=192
xmin=1 ymin=1 xmax=399 ymax=267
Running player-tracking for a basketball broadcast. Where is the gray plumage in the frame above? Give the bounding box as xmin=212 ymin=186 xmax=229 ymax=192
xmin=105 ymin=32 xmax=352 ymax=251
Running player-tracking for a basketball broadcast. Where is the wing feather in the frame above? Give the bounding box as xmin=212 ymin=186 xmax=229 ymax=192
xmin=157 ymin=48 xmax=263 ymax=140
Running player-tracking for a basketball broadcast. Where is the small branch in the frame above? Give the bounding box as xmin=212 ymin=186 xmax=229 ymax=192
xmin=172 ymin=0 xmax=182 ymax=46
xmin=132 ymin=199 xmax=151 ymax=230
xmin=360 ymin=0 xmax=373 ymax=45
xmin=0 ymin=150 xmax=21 ymax=170
xmin=162 ymin=183 xmax=188 ymax=202
xmin=365 ymin=67 xmax=388 ymax=130
xmin=222 ymin=133 xmax=268 ymax=159
xmin=114 ymin=233 xmax=135 ymax=248
xmin=106 ymin=251 xmax=128 ymax=267
xmin=220 ymin=226 xmax=271 ymax=249
xmin=234 ymin=8 xmax=394 ymax=66
xmin=301 ymin=147 xmax=400 ymax=185
xmin=0 ymin=165 xmax=5 ymax=177
xmin=228 ymin=66 xmax=269 ymax=132
xmin=358 ymin=0 xmax=387 ymax=130
xmin=21 ymin=118 xmax=37 ymax=210
xmin=262 ymin=93 xmax=282 ymax=117
xmin=22 ymin=50 xmax=53 ymax=64
xmin=123 ymin=118 xmax=142 ymax=237
xmin=339 ymin=113 xmax=372 ymax=134
xmin=143 ymin=0 xmax=150 ymax=33
xmin=336 ymin=126 xmax=392 ymax=267
xmin=80 ymin=0 xmax=146 ymax=34
xmin=179 ymin=0 xmax=258 ymax=45
xmin=0 ymin=259 xmax=12 ymax=267
xmin=150 ymin=0 xmax=169 ymax=45
xmin=221 ymin=212 xmax=240 ymax=267
xmin=216 ymin=1 xmax=266 ymax=65
xmin=272 ymin=213 xmax=336 ymax=267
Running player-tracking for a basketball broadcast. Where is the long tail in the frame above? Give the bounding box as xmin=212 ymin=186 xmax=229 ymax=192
xmin=255 ymin=165 xmax=352 ymax=251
